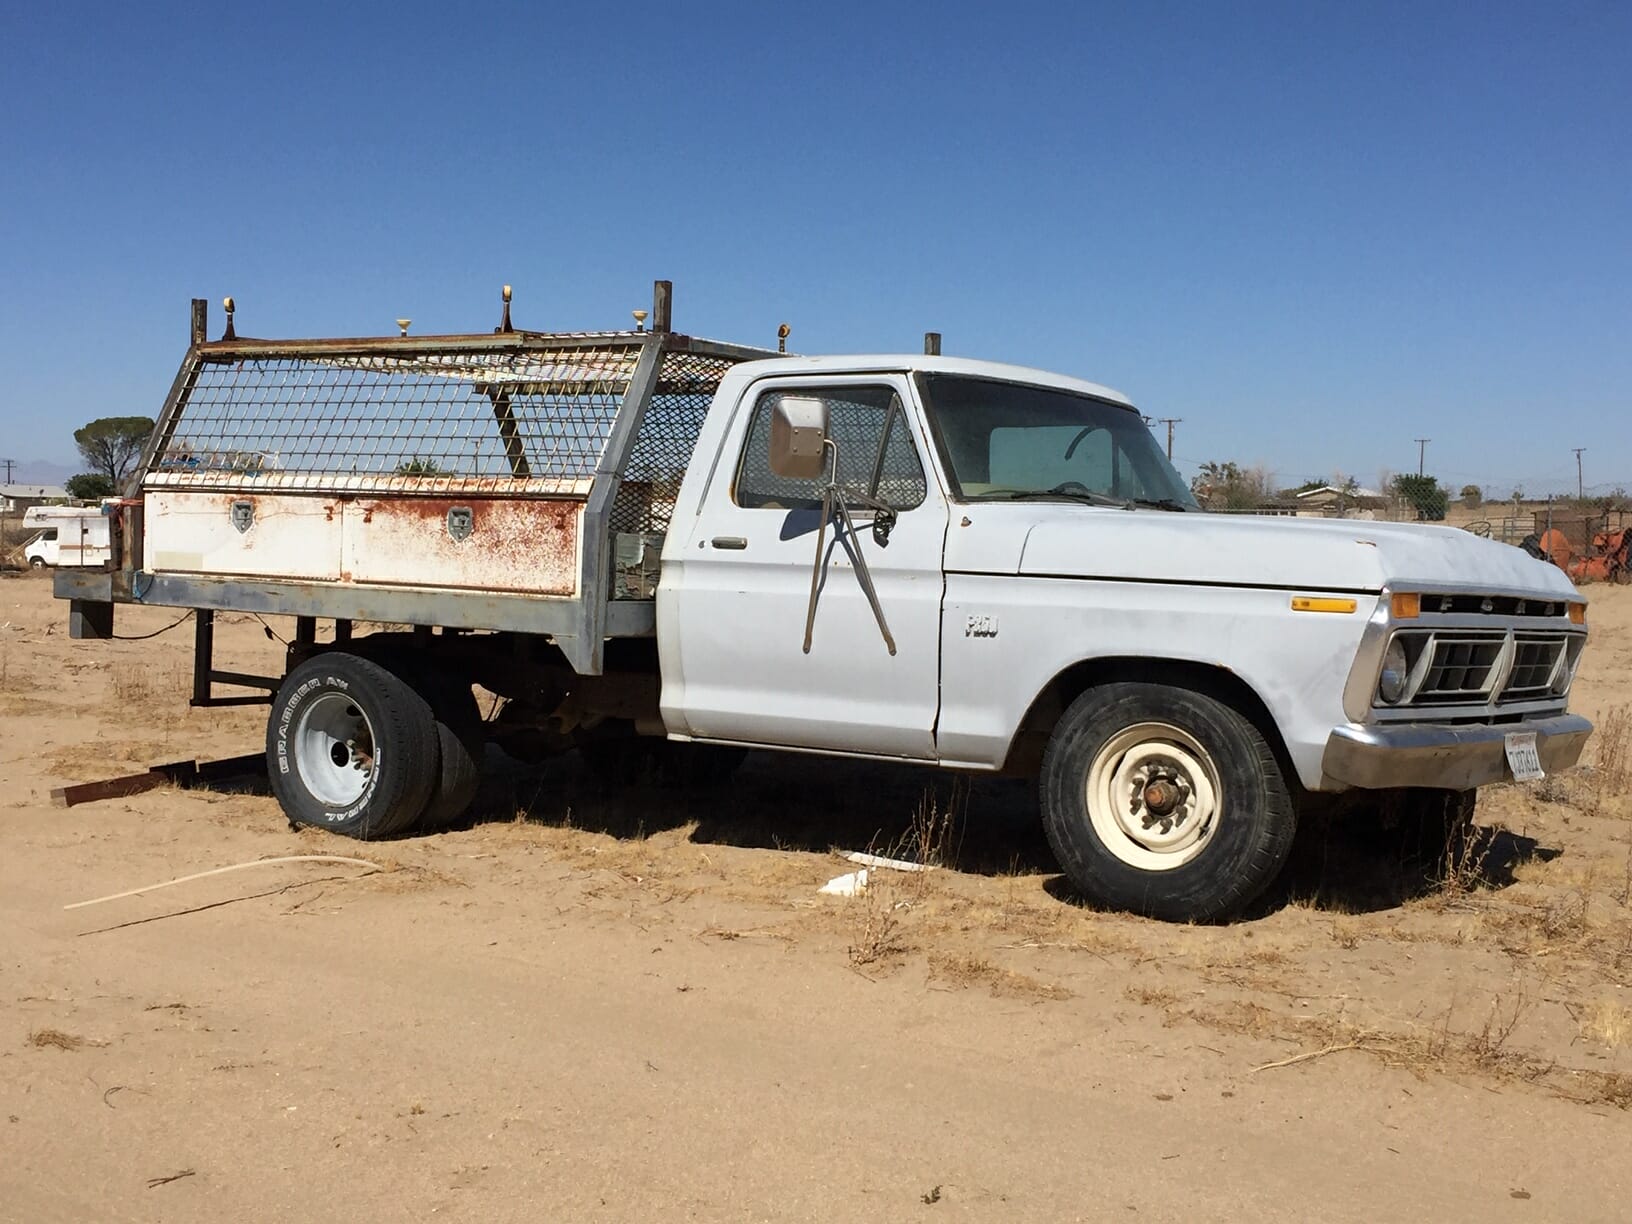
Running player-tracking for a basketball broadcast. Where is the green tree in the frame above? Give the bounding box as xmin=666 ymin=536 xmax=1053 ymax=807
xmin=65 ymin=473 xmax=115 ymax=500
xmin=73 ymin=416 xmax=156 ymax=488
xmin=1191 ymin=460 xmax=1273 ymax=510
xmin=1391 ymin=473 xmax=1447 ymax=521
xmin=395 ymin=456 xmax=443 ymax=475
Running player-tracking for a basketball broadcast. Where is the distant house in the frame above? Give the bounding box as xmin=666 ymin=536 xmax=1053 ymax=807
xmin=1 ymin=483 xmax=69 ymax=514
xmin=1294 ymin=484 xmax=1387 ymax=517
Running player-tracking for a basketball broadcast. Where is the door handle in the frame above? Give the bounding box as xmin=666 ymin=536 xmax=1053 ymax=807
xmin=710 ymin=536 xmax=748 ymax=550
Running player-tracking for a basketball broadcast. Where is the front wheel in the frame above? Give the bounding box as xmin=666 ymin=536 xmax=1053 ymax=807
xmin=29 ymin=557 xmax=46 ymax=569
xmin=1040 ymin=682 xmax=1296 ymax=921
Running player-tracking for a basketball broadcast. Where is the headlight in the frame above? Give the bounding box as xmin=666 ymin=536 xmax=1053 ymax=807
xmin=1378 ymin=637 xmax=1409 ymax=704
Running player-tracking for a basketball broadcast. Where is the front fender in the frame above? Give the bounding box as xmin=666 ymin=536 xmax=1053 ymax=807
xmin=937 ymin=574 xmax=1374 ymax=791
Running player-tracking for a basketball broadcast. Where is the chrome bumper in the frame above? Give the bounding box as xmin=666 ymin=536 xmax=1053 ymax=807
xmin=1321 ymin=713 xmax=1593 ymax=791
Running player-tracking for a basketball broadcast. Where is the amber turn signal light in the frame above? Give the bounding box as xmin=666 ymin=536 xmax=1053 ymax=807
xmin=1569 ymin=602 xmax=1586 ymax=625
xmin=1290 ymin=596 xmax=1358 ymax=614
xmin=1390 ymin=592 xmax=1421 ymax=619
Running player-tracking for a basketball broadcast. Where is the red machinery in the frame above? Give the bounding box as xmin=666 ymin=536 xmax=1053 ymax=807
xmin=1534 ymin=527 xmax=1632 ymax=584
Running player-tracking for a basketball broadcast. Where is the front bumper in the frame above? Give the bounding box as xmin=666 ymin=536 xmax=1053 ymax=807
xmin=1321 ymin=712 xmax=1593 ymax=791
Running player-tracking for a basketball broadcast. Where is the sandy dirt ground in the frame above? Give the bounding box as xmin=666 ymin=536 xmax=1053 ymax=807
xmin=2 ymin=572 xmax=1630 ymax=1222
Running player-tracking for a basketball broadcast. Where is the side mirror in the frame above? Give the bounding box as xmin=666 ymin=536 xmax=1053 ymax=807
xmin=768 ymin=396 xmax=829 ymax=480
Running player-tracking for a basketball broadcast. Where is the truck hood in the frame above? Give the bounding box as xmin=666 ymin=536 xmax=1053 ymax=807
xmin=947 ymin=505 xmax=1581 ymax=600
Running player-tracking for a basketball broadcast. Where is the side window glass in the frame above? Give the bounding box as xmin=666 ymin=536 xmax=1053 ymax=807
xmin=735 ymin=386 xmax=928 ymax=511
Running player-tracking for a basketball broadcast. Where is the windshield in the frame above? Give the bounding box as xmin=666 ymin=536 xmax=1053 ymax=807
xmin=918 ymin=374 xmax=1198 ymax=509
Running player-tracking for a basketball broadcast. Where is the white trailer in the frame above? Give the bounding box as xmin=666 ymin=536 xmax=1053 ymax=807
xmin=22 ymin=505 xmax=113 ymax=569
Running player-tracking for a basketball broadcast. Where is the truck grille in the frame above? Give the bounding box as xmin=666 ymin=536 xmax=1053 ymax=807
xmin=1504 ymin=633 xmax=1569 ymax=699
xmin=1387 ymin=629 xmax=1576 ymax=709
xmin=1413 ymin=634 xmax=1505 ymax=704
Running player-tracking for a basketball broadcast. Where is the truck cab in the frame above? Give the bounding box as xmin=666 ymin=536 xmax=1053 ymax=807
xmin=659 ymin=355 xmax=1590 ymax=917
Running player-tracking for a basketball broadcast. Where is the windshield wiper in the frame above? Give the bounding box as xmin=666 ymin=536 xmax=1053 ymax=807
xmin=1125 ymin=497 xmax=1191 ymax=512
xmin=973 ymin=489 xmax=1130 ymax=509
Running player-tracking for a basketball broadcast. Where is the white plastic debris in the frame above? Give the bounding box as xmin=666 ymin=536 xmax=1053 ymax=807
xmin=818 ymin=869 xmax=869 ymax=897
xmin=843 ymin=850 xmax=933 ymax=873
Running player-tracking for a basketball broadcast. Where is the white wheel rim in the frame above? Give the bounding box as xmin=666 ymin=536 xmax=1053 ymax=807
xmin=294 ymin=692 xmax=377 ymax=807
xmin=1086 ymin=721 xmax=1221 ymax=871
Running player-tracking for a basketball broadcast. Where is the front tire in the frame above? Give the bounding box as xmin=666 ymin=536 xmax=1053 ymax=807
xmin=1040 ymin=682 xmax=1296 ymax=921
xmin=267 ymin=653 xmax=439 ymax=840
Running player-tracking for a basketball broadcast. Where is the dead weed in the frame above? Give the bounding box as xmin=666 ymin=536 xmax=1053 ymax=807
xmin=928 ymin=952 xmax=1072 ymax=1001
xmin=27 ymin=1028 xmax=86 ymax=1051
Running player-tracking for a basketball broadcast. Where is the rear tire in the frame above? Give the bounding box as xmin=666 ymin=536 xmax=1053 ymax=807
xmin=1040 ymin=682 xmax=1296 ymax=922
xmin=417 ymin=681 xmax=486 ymax=829
xmin=267 ymin=653 xmax=439 ymax=840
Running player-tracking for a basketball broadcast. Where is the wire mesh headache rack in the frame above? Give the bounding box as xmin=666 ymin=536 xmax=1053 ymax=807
xmin=140 ymin=288 xmax=780 ymax=538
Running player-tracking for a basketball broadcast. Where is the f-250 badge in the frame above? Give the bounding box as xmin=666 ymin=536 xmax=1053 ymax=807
xmin=965 ymin=614 xmax=999 ymax=638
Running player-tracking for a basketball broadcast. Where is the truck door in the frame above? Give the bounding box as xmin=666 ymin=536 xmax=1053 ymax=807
xmin=663 ymin=376 xmax=946 ymax=759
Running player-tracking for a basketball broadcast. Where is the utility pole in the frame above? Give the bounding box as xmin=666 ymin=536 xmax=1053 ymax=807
xmin=1413 ymin=438 xmax=1430 ymax=477
xmin=1158 ymin=418 xmax=1182 ymax=461
xmin=1572 ymin=448 xmax=1585 ymax=500
xmin=0 ymin=457 xmax=14 ymax=484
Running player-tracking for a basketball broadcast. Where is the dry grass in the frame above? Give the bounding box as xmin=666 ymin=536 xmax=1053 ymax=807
xmin=1581 ymin=999 xmax=1632 ymax=1049
xmin=844 ymin=876 xmax=911 ymax=969
xmin=1173 ymin=977 xmax=1632 ymax=1109
xmin=903 ymin=787 xmax=964 ymax=868
xmin=27 ymin=1028 xmax=85 ymax=1051
xmin=837 ymin=788 xmax=968 ymax=970
xmin=1585 ymin=705 xmax=1631 ymax=818
xmin=0 ymin=639 xmax=51 ymax=694
xmin=110 ymin=661 xmax=155 ymax=704
xmin=928 ymin=952 xmax=1071 ymax=1000
xmin=1124 ymin=983 xmax=1182 ymax=1009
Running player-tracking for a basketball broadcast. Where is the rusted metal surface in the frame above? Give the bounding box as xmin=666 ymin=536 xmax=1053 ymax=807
xmin=145 ymin=489 xmax=581 ymax=595
xmin=341 ymin=496 xmax=581 ymax=595
xmin=51 ymin=754 xmax=265 ymax=808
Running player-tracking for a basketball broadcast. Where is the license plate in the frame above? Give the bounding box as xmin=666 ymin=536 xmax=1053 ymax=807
xmin=1504 ymin=731 xmax=1545 ymax=782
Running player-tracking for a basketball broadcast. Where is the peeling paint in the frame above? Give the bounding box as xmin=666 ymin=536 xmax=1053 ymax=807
xmin=144 ymin=490 xmax=582 ymax=596
xmin=342 ymin=497 xmax=581 ymax=595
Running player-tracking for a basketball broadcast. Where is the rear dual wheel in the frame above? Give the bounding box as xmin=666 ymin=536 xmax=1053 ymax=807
xmin=267 ymin=653 xmax=486 ymax=839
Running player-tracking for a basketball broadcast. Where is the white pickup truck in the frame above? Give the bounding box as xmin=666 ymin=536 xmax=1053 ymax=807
xmin=57 ymin=285 xmax=1592 ymax=921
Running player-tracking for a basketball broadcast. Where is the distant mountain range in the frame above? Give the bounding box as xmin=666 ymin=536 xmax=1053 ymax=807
xmin=4 ymin=460 xmax=79 ymax=486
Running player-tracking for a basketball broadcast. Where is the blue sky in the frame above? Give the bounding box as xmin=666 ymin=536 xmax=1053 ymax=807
xmin=2 ymin=1 xmax=1627 ymax=497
